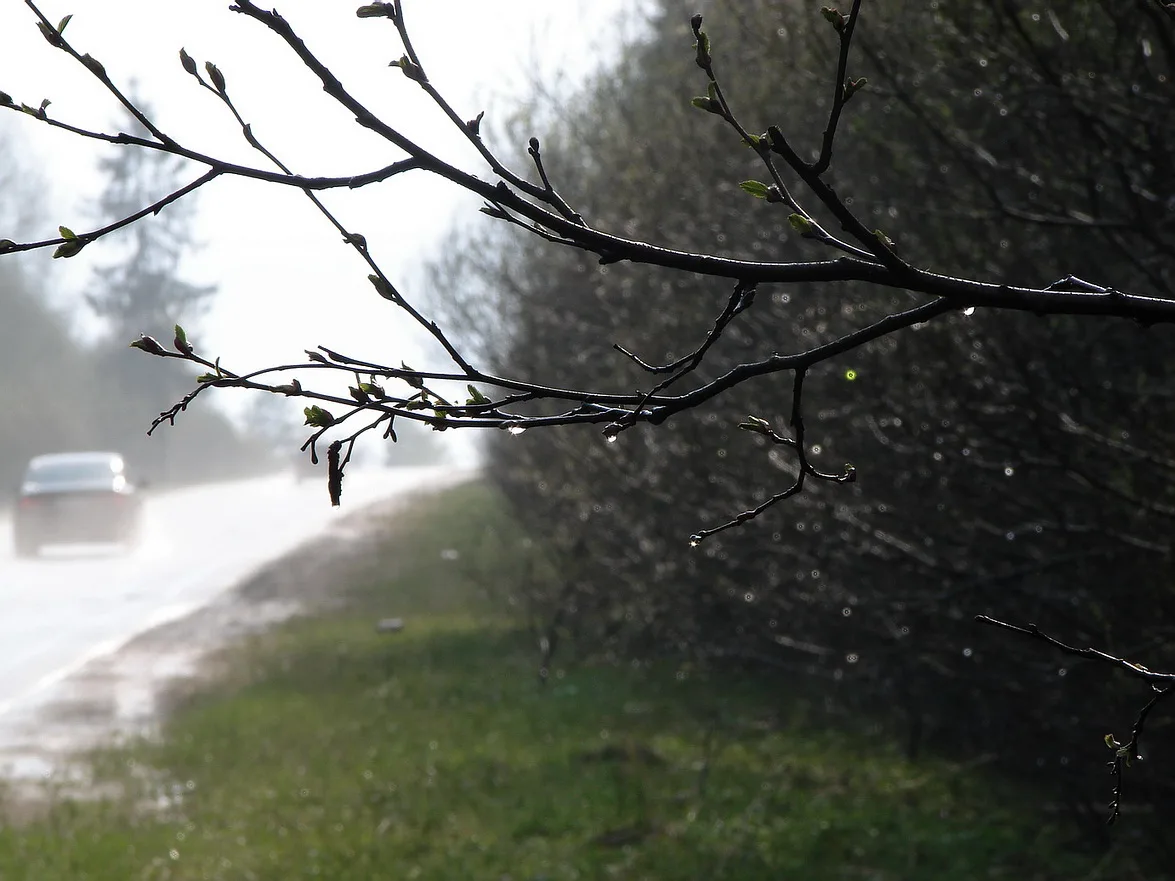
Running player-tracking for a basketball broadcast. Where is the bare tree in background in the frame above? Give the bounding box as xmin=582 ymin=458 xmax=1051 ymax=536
xmin=1 ymin=0 xmax=1173 ymax=822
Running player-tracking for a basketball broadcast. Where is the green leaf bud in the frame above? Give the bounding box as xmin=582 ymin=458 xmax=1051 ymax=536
xmin=52 ymin=238 xmax=85 ymax=258
xmin=821 ymin=6 xmax=847 ymax=31
xmin=368 ymin=273 xmax=398 ymax=301
xmin=694 ymin=30 xmax=711 ymax=70
xmin=738 ymin=415 xmax=773 ymax=434
xmin=303 ymin=405 xmax=336 ymax=428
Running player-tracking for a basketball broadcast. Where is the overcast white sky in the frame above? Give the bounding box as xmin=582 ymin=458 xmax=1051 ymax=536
xmin=0 ymin=0 xmax=633 ymax=426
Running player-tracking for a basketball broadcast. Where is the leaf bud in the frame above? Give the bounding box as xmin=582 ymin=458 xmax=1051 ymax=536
xmin=368 ymin=273 xmax=398 ymax=301
xmin=179 ymin=48 xmax=198 ymax=77
xmin=821 ymin=6 xmax=847 ymax=31
xmin=738 ymin=415 xmax=773 ymax=434
xmin=205 ymin=61 xmax=226 ymax=94
xmin=80 ymin=54 xmax=107 ymax=79
xmin=844 ymin=76 xmax=868 ymax=100
xmin=129 ymin=334 xmax=167 ymax=356
xmin=356 ymin=3 xmax=395 ymax=18
xmin=37 ymin=21 xmax=64 ymax=48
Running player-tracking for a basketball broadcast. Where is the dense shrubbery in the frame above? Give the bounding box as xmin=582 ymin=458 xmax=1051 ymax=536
xmin=435 ymin=0 xmax=1175 ymax=850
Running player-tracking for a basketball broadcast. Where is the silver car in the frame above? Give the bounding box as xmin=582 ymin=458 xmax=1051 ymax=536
xmin=13 ymin=451 xmax=143 ymax=557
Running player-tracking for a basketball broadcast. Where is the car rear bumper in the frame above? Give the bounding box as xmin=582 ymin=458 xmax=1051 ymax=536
xmin=15 ymin=492 xmax=141 ymax=545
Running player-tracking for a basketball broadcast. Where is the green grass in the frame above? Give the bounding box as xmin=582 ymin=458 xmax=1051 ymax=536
xmin=0 ymin=482 xmax=1111 ymax=880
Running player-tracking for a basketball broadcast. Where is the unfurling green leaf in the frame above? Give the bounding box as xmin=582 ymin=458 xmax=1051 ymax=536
xmin=275 ymin=379 xmax=303 ymax=396
xmin=874 ymin=228 xmax=896 ymax=249
xmin=844 ymin=76 xmax=868 ymax=100
xmin=466 ymin=384 xmax=491 ymax=405
xmin=58 ymin=225 xmax=77 ymax=240
xmin=739 ymin=180 xmax=771 ymax=200
xmin=788 ymin=213 xmax=814 ymax=236
xmin=303 ymin=405 xmax=336 ymax=428
xmin=36 ymin=98 xmax=51 ymax=119
xmin=52 ymin=238 xmax=85 ymax=259
xmin=400 ymin=362 xmax=425 ymax=389
xmin=359 ymin=381 xmax=385 ymax=399
xmin=56 ymin=14 xmax=73 ymax=34
xmin=129 ymin=334 xmax=167 ymax=356
xmin=195 ymin=373 xmax=218 ymax=383
xmin=173 ymin=324 xmax=193 ymax=355
xmin=349 ymin=385 xmax=370 ymax=403
xmin=205 ymin=61 xmax=226 ymax=94
xmin=305 ymin=349 xmax=329 ymax=364
xmin=179 ymin=48 xmax=198 ymax=77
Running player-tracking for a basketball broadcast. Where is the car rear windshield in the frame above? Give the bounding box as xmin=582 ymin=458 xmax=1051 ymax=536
xmin=26 ymin=459 xmax=119 ymax=483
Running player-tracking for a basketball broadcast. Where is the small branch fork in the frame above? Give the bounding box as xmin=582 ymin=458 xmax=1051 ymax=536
xmin=1 ymin=0 xmax=1172 ymax=528
xmin=976 ymin=615 xmax=1175 ymax=824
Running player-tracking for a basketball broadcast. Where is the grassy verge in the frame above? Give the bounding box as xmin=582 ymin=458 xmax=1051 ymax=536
xmin=0 ymin=481 xmax=1106 ymax=880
